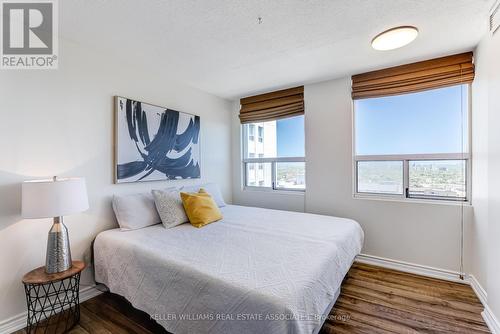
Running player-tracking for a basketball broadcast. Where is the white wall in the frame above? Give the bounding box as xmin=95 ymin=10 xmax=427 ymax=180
xmin=467 ymin=34 xmax=490 ymax=291
xmin=232 ymin=78 xmax=469 ymax=272
xmin=305 ymin=78 xmax=468 ymax=271
xmin=485 ymin=26 xmax=500 ymax=325
xmin=0 ymin=40 xmax=232 ymax=322
xmin=466 ymin=26 xmax=500 ymax=324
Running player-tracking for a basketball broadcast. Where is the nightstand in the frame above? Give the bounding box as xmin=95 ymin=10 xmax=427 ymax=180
xmin=22 ymin=261 xmax=86 ymax=334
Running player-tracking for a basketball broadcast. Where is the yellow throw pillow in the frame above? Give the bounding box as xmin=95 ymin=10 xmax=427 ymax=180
xmin=180 ymin=188 xmax=223 ymax=228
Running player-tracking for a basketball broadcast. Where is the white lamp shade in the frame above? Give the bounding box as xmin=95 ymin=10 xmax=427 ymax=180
xmin=22 ymin=177 xmax=89 ymax=219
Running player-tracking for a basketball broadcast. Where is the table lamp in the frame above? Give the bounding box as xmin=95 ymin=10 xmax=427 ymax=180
xmin=22 ymin=176 xmax=89 ymax=274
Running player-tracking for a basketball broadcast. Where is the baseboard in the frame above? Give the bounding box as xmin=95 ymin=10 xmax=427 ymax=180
xmin=483 ymin=304 xmax=500 ymax=334
xmin=468 ymin=274 xmax=488 ymax=306
xmin=355 ymin=253 xmax=466 ymax=283
xmin=468 ymin=277 xmax=500 ymax=334
xmin=466 ymin=275 xmax=499 ymax=333
xmin=0 ymin=285 xmax=102 ymax=334
xmin=0 ymin=313 xmax=25 ymax=334
xmin=469 ymin=275 xmax=500 ymax=334
xmin=80 ymin=284 xmax=104 ymax=303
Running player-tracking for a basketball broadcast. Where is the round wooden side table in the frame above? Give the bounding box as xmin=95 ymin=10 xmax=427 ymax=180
xmin=22 ymin=261 xmax=86 ymax=334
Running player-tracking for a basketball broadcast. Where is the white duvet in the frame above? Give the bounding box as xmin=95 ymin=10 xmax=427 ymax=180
xmin=94 ymin=205 xmax=363 ymax=334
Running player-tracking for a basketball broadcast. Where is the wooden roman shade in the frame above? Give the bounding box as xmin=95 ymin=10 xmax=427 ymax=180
xmin=239 ymin=86 xmax=304 ymax=124
xmin=351 ymin=52 xmax=474 ymax=99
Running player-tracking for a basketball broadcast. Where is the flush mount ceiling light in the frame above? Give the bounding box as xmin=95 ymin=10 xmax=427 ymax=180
xmin=371 ymin=26 xmax=418 ymax=51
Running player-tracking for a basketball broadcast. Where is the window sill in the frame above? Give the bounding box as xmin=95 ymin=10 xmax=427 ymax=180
xmin=353 ymin=194 xmax=471 ymax=206
xmin=243 ymin=187 xmax=305 ymax=196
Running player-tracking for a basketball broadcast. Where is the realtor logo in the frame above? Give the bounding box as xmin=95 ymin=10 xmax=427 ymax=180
xmin=1 ymin=0 xmax=58 ymax=69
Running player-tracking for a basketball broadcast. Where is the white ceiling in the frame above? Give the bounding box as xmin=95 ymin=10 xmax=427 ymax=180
xmin=61 ymin=0 xmax=491 ymax=100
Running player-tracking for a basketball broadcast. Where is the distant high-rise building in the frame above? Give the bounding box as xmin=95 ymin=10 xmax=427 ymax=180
xmin=246 ymin=122 xmax=276 ymax=187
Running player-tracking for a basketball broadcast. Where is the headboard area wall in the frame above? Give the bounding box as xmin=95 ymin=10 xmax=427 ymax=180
xmin=0 ymin=40 xmax=233 ymax=324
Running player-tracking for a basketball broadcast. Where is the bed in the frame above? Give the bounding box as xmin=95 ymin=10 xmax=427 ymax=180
xmin=94 ymin=204 xmax=364 ymax=334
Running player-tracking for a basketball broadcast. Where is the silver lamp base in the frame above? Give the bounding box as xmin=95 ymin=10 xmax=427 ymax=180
xmin=46 ymin=216 xmax=72 ymax=274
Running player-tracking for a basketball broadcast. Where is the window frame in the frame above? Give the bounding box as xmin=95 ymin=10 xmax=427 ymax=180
xmin=352 ymin=85 xmax=472 ymax=204
xmin=242 ymin=120 xmax=305 ymax=192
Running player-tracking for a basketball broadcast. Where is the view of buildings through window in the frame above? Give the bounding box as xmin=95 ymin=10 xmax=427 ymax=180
xmin=244 ymin=116 xmax=305 ymax=190
xmin=246 ymin=122 xmax=276 ymax=188
xmin=354 ymin=85 xmax=469 ymax=201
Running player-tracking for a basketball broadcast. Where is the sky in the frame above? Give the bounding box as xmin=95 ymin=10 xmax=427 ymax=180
xmin=277 ymin=115 xmax=305 ymax=157
xmin=268 ymin=85 xmax=466 ymax=157
xmin=355 ymin=85 xmax=468 ymax=156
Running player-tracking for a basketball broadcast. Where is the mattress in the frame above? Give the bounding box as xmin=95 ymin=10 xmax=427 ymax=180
xmin=94 ymin=205 xmax=364 ymax=334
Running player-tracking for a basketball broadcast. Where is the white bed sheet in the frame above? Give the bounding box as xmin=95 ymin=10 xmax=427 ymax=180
xmin=94 ymin=205 xmax=363 ymax=334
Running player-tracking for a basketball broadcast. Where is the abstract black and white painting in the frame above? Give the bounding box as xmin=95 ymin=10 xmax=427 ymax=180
xmin=115 ymin=96 xmax=201 ymax=183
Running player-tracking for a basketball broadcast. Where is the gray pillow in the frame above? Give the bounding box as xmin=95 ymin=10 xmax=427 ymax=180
xmin=181 ymin=183 xmax=226 ymax=207
xmin=112 ymin=192 xmax=161 ymax=231
xmin=152 ymin=189 xmax=188 ymax=229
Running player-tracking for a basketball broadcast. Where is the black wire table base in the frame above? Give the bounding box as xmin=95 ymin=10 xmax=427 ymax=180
xmin=23 ymin=273 xmax=81 ymax=334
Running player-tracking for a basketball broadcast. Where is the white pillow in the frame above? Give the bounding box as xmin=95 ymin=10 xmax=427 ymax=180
xmin=112 ymin=192 xmax=161 ymax=231
xmin=151 ymin=189 xmax=188 ymax=229
xmin=181 ymin=183 xmax=226 ymax=207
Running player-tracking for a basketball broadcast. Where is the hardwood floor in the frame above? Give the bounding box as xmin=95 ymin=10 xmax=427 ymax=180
xmin=14 ymin=263 xmax=490 ymax=334
xmin=323 ymin=263 xmax=489 ymax=333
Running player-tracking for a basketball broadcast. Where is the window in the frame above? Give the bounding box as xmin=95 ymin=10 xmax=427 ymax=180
xmin=243 ymin=115 xmax=305 ymax=191
xmin=275 ymin=162 xmax=306 ymax=190
xmin=357 ymin=161 xmax=404 ymax=195
xmin=248 ymin=124 xmax=255 ymax=141
xmin=408 ymin=160 xmax=466 ymax=200
xmin=354 ymin=85 xmax=469 ymax=202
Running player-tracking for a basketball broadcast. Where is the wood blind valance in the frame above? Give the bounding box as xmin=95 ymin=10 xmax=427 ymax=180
xmin=351 ymin=52 xmax=474 ymax=100
xmin=239 ymin=86 xmax=304 ymax=124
